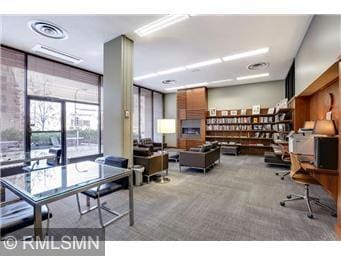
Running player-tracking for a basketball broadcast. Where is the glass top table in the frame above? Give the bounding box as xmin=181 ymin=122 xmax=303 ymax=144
xmin=0 ymin=151 xmax=55 ymax=167
xmin=0 ymin=161 xmax=134 ymax=239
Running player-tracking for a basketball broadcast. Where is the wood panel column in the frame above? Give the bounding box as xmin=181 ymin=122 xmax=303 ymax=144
xmin=103 ymin=35 xmax=134 ymax=166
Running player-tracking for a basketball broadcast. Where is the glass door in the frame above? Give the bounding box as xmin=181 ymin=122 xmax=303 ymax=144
xmin=29 ymin=99 xmax=63 ymax=162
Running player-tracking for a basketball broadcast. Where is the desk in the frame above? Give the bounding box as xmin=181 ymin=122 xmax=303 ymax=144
xmin=299 ymin=155 xmax=339 ymax=201
xmin=0 ymin=161 xmax=134 ymax=240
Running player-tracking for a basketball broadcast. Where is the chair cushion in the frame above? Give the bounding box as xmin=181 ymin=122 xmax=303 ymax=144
xmin=0 ymin=201 xmax=51 ymax=236
xmin=81 ymin=182 xmax=124 ymax=199
xmin=133 ymin=147 xmax=152 ymax=156
xmin=200 ymin=144 xmax=212 ymax=152
xmin=104 ymin=156 xmax=128 ymax=168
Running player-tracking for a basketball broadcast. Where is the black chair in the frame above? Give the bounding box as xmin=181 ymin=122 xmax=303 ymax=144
xmin=76 ymin=156 xmax=129 ymax=228
xmin=22 ymin=148 xmax=62 ymax=172
xmin=0 ymin=190 xmax=52 ymax=238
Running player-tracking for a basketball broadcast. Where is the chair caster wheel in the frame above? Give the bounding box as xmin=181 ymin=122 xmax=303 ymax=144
xmin=286 ymin=195 xmax=292 ymax=199
xmin=331 ymin=212 xmax=337 ymax=218
xmin=275 ymin=173 xmax=279 ymax=176
xmin=280 ymin=202 xmax=285 ymax=207
xmin=307 ymin=213 xmax=314 ymax=219
xmin=280 ymin=177 xmax=284 ymax=180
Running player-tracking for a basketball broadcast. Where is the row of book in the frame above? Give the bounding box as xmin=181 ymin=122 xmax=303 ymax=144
xmin=206 ymin=117 xmax=251 ymax=124
xmin=273 ymin=123 xmax=292 ymax=132
xmin=206 ymin=125 xmax=253 ymax=131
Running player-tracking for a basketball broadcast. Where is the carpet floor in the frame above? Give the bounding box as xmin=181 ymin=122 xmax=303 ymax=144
xmin=16 ymin=154 xmax=339 ymax=240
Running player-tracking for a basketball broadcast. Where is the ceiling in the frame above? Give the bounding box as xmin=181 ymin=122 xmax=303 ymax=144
xmin=1 ymin=15 xmax=312 ymax=93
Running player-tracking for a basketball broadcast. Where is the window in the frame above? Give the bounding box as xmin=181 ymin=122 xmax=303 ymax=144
xmin=133 ymin=85 xmax=164 ymax=142
xmin=140 ymin=88 xmax=153 ymax=139
xmin=133 ymin=86 xmax=139 ymax=140
xmin=66 ymin=102 xmax=99 ymax=158
xmin=27 ymin=55 xmax=101 ymax=160
xmin=0 ymin=47 xmax=25 ymax=157
xmin=153 ymin=92 xmax=163 ymax=142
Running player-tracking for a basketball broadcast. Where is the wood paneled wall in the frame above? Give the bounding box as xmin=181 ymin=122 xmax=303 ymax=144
xmin=176 ymin=87 xmax=207 ymax=149
xmin=337 ymin=62 xmax=341 ymax=238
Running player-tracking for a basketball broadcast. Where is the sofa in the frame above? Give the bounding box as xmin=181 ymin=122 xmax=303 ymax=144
xmin=138 ymin=138 xmax=167 ymax=152
xmin=179 ymin=142 xmax=220 ymax=175
xmin=133 ymin=146 xmax=169 ymax=183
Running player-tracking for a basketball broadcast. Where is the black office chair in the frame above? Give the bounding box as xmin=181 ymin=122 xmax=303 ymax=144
xmin=76 ymin=156 xmax=129 ymax=228
xmin=0 ymin=190 xmax=52 ymax=238
xmin=22 ymin=148 xmax=62 ymax=172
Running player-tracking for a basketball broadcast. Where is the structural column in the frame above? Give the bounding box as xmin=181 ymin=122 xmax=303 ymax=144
xmin=103 ymin=35 xmax=134 ymax=165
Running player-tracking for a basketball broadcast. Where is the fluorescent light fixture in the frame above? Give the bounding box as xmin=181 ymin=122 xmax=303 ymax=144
xmin=135 ymin=15 xmax=189 ymax=37
xmin=157 ymin=66 xmax=187 ymax=75
xmin=236 ymin=73 xmax=269 ymax=81
xmin=211 ymin=79 xmax=233 ymax=84
xmin=222 ymin=47 xmax=269 ymax=62
xmin=31 ymin=44 xmax=82 ymax=64
xmin=165 ymin=82 xmax=208 ymax=91
xmin=186 ymin=58 xmax=222 ymax=69
xmin=133 ymin=73 xmax=157 ymax=81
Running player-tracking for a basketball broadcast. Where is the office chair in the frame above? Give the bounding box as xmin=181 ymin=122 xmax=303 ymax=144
xmin=0 ymin=190 xmax=52 ymax=238
xmin=76 ymin=156 xmax=129 ymax=228
xmin=280 ymin=153 xmax=337 ymax=218
xmin=275 ymin=144 xmax=291 ymax=180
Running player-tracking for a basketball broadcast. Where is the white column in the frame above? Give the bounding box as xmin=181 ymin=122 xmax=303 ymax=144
xmin=103 ymin=35 xmax=134 ymax=165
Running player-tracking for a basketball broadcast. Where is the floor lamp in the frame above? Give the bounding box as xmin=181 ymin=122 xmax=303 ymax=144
xmin=156 ymin=119 xmax=176 ymax=184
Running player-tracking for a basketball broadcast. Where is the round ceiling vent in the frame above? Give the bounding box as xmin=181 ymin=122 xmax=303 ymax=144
xmin=247 ymin=62 xmax=269 ymax=70
xmin=28 ymin=20 xmax=68 ymax=40
xmin=162 ymin=79 xmax=176 ymax=85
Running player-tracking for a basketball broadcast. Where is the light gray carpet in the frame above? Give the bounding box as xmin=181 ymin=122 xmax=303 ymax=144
xmin=35 ymin=154 xmax=339 ymax=240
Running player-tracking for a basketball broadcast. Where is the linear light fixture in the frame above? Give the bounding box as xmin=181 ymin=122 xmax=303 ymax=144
xmin=222 ymin=47 xmax=269 ymax=62
xmin=135 ymin=14 xmax=189 ymax=37
xmin=165 ymin=82 xmax=208 ymax=91
xmin=186 ymin=58 xmax=222 ymax=69
xmin=157 ymin=66 xmax=187 ymax=75
xmin=31 ymin=44 xmax=83 ymax=64
xmin=211 ymin=78 xmax=233 ymax=84
xmin=134 ymin=73 xmax=158 ymax=81
xmin=236 ymin=73 xmax=269 ymax=81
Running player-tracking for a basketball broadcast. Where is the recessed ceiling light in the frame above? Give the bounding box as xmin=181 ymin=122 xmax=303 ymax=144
xmin=186 ymin=58 xmax=222 ymax=69
xmin=223 ymin=48 xmax=269 ymax=62
xmin=31 ymin=44 xmax=82 ymax=64
xmin=211 ymin=79 xmax=233 ymax=84
xmin=134 ymin=15 xmax=189 ymax=37
xmin=28 ymin=20 xmax=68 ymax=40
xmin=236 ymin=73 xmax=269 ymax=81
xmin=157 ymin=66 xmax=186 ymax=75
xmin=247 ymin=62 xmax=270 ymax=70
xmin=134 ymin=73 xmax=158 ymax=81
xmin=162 ymin=79 xmax=176 ymax=85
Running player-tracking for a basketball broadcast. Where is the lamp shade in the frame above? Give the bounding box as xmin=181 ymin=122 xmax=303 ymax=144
xmin=303 ymin=121 xmax=315 ymax=129
xmin=157 ymin=119 xmax=176 ymax=134
xmin=313 ymin=120 xmax=337 ymax=136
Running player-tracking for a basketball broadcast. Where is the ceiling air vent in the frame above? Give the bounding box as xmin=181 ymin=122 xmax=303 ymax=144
xmin=28 ymin=20 xmax=68 ymax=40
xmin=31 ymin=44 xmax=83 ymax=64
xmin=162 ymin=79 xmax=176 ymax=85
xmin=247 ymin=62 xmax=269 ymax=70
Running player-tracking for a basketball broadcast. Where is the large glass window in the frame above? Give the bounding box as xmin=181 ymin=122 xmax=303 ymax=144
xmin=153 ymin=92 xmax=163 ymax=142
xmin=66 ymin=102 xmax=99 ymax=158
xmin=140 ymin=88 xmax=153 ymax=139
xmin=27 ymin=55 xmax=101 ymax=160
xmin=0 ymin=47 xmax=25 ymax=158
xmin=133 ymin=85 xmax=164 ymax=142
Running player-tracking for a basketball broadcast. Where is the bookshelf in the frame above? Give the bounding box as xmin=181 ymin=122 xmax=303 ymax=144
xmin=205 ymin=108 xmax=293 ymax=155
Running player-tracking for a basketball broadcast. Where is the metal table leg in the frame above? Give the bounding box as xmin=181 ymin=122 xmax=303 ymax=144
xmin=34 ymin=204 xmax=43 ymax=240
xmin=129 ymin=173 xmax=134 ymax=226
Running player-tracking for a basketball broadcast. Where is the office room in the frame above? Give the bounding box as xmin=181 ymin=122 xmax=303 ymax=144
xmin=0 ymin=1 xmax=341 ymax=256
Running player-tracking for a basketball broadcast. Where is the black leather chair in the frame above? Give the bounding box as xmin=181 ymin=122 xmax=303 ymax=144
xmin=0 ymin=191 xmax=52 ymax=237
xmin=76 ymin=156 xmax=129 ymax=228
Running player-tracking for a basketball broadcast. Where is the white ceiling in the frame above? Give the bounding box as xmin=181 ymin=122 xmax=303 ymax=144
xmin=1 ymin=15 xmax=312 ymax=93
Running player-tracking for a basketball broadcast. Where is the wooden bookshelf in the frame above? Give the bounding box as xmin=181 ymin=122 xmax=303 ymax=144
xmin=206 ymin=107 xmax=293 ymax=155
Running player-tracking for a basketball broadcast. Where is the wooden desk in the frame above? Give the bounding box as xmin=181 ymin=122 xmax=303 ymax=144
xmin=300 ymin=157 xmax=339 ymax=201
